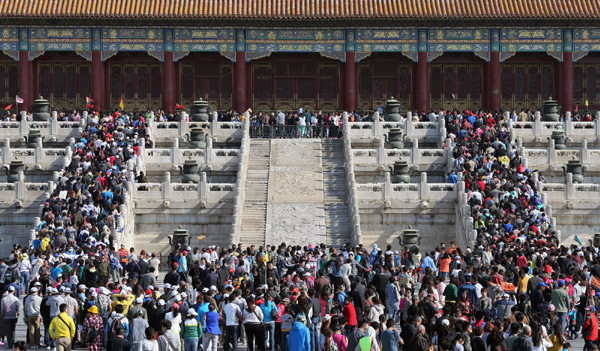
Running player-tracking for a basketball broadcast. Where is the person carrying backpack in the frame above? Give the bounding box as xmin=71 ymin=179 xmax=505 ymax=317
xmin=83 ymin=305 xmax=104 ymax=351
xmin=105 ymin=304 xmax=129 ymax=346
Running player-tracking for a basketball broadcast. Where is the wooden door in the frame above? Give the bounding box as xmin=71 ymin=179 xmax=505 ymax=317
xmin=38 ymin=62 xmax=90 ymax=112
xmin=180 ymin=62 xmax=233 ymax=112
xmin=574 ymin=63 xmax=600 ymax=111
xmin=358 ymin=62 xmax=411 ymax=111
xmin=501 ymin=63 xmax=553 ymax=112
xmin=430 ymin=63 xmax=482 ymax=111
xmin=110 ymin=63 xmax=161 ymax=112
xmin=0 ymin=62 xmax=19 ymax=108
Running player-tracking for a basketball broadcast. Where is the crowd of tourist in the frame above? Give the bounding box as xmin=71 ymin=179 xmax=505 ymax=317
xmin=0 ymin=107 xmax=599 ymax=351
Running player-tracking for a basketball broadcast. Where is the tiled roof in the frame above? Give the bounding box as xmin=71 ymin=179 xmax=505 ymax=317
xmin=0 ymin=0 xmax=598 ymax=20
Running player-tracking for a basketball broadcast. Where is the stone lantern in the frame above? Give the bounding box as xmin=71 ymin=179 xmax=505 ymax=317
xmin=542 ymin=98 xmax=560 ymax=122
xmin=550 ymin=130 xmax=567 ymax=150
xmin=167 ymin=226 xmax=191 ymax=251
xmin=384 ymin=97 xmax=402 ymax=122
xmin=390 ymin=160 xmax=411 ymax=183
xmin=31 ymin=96 xmax=52 ymax=121
xmin=186 ymin=128 xmax=208 ymax=149
xmin=563 ymin=159 xmax=585 ymax=184
xmin=397 ymin=226 xmax=420 ymax=247
xmin=190 ymin=99 xmax=209 ymax=122
xmin=4 ymin=161 xmax=27 ymax=183
xmin=384 ymin=128 xmax=404 ymax=149
xmin=179 ymin=160 xmax=200 ymax=183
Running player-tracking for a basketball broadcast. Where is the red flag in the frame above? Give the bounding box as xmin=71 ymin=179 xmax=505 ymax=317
xmin=175 ymin=103 xmax=185 ymax=110
xmin=86 ymin=104 xmax=94 ymax=109
xmin=4 ymin=104 xmax=12 ymax=111
xmin=574 ymin=105 xmax=578 ymax=113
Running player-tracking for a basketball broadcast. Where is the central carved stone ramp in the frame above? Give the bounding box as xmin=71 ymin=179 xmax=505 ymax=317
xmin=239 ymin=140 xmax=271 ymax=247
xmin=265 ymin=139 xmax=327 ymax=246
xmin=322 ymin=139 xmax=352 ymax=246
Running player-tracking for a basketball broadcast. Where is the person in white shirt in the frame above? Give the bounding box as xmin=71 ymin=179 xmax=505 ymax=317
xmin=19 ymin=254 xmax=32 ymax=292
xmin=223 ymin=294 xmax=242 ymax=351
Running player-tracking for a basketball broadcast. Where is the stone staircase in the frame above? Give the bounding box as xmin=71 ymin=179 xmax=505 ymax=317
xmin=322 ymin=139 xmax=352 ymax=246
xmin=240 ymin=140 xmax=270 ymax=247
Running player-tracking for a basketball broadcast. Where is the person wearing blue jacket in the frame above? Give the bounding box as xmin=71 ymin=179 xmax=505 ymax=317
xmin=261 ymin=295 xmax=279 ymax=351
xmin=288 ymin=314 xmax=310 ymax=351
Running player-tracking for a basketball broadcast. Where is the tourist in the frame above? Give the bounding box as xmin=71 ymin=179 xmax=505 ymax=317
xmin=157 ymin=320 xmax=180 ymax=351
xmin=202 ymin=303 xmax=221 ymax=351
xmin=24 ymin=286 xmax=42 ymax=349
xmin=49 ymin=304 xmax=76 ymax=351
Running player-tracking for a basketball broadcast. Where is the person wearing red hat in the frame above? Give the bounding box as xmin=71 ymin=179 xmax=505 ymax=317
xmin=583 ymin=305 xmax=598 ymax=351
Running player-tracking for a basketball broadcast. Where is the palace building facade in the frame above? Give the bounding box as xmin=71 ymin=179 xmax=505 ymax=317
xmin=0 ymin=0 xmax=598 ymax=114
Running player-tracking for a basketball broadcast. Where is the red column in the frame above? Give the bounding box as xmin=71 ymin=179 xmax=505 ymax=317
xmin=416 ymin=51 xmax=428 ymax=114
xmin=18 ymin=51 xmax=30 ymax=112
xmin=344 ymin=52 xmax=357 ymax=112
xmin=489 ymin=51 xmax=501 ymax=112
xmin=561 ymin=52 xmax=573 ymax=113
xmin=234 ymin=51 xmax=247 ymax=112
xmin=163 ymin=51 xmax=175 ymax=113
xmin=91 ymin=51 xmax=103 ymax=111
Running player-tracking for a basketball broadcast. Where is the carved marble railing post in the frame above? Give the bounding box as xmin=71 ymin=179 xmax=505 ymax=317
xmin=384 ymin=171 xmax=392 ymax=204
xmin=548 ymin=138 xmax=556 ymax=165
xmin=596 ymin=112 xmax=600 ymax=137
xmin=19 ymin=112 xmax=28 ymax=135
xmin=16 ymin=171 xmax=24 ymax=199
xmin=419 ymin=172 xmax=429 ymax=200
xmin=564 ymin=112 xmax=573 ymax=136
xmin=205 ymin=137 xmax=214 ymax=169
xmin=565 ymin=173 xmax=575 ymax=200
xmin=377 ymin=137 xmax=385 ymax=165
xmin=438 ymin=119 xmax=447 ymax=148
xmin=373 ymin=111 xmax=382 ymax=138
xmin=2 ymin=138 xmax=10 ymax=165
xmin=50 ymin=111 xmax=59 ymax=135
xmin=163 ymin=172 xmax=172 ymax=200
xmin=178 ymin=116 xmax=186 ymax=139
xmin=171 ymin=139 xmax=180 ymax=170
xmin=147 ymin=119 xmax=155 ymax=141
xmin=200 ymin=172 xmax=208 ymax=204
xmin=412 ymin=139 xmax=420 ymax=164
xmin=34 ymin=138 xmax=43 ymax=168
xmin=581 ymin=139 xmax=589 ymax=164
xmin=445 ymin=137 xmax=454 ymax=174
xmin=405 ymin=117 xmax=414 ymax=141
xmin=136 ymin=138 xmax=146 ymax=174
xmin=534 ymin=111 xmax=542 ymax=139
xmin=342 ymin=112 xmax=349 ymax=135
xmin=211 ymin=112 xmax=218 ymax=136
xmin=406 ymin=111 xmax=412 ymax=122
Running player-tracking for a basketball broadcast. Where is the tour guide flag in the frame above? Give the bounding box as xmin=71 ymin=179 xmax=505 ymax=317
xmin=119 ymin=97 xmax=124 ymax=110
xmin=4 ymin=104 xmax=12 ymax=111
xmin=575 ymin=234 xmax=583 ymax=246
xmin=86 ymin=97 xmax=94 ymax=104
xmin=15 ymin=95 xmax=23 ymax=104
xmin=175 ymin=103 xmax=185 ymax=110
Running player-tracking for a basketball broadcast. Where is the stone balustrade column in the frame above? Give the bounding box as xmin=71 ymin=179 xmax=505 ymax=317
xmin=420 ymin=172 xmax=429 ymax=200
xmin=200 ymin=172 xmax=208 ymax=203
xmin=178 ymin=117 xmax=186 ymax=138
xmin=377 ymin=138 xmax=385 ymax=165
xmin=171 ymin=139 xmax=180 ymax=169
xmin=534 ymin=112 xmax=542 ymax=139
xmin=384 ymin=171 xmax=392 ymax=204
xmin=412 ymin=139 xmax=419 ymax=164
xmin=51 ymin=111 xmax=59 ymax=135
xmin=565 ymin=173 xmax=574 ymax=200
xmin=16 ymin=171 xmax=24 ymax=199
xmin=205 ymin=137 xmax=214 ymax=168
xmin=3 ymin=138 xmax=10 ymax=165
xmin=582 ymin=139 xmax=589 ymax=164
xmin=163 ymin=172 xmax=172 ymax=200
xmin=373 ymin=111 xmax=381 ymax=138
xmin=548 ymin=139 xmax=556 ymax=164
xmin=211 ymin=112 xmax=218 ymax=138
xmin=19 ymin=112 xmax=28 ymax=135
xmin=595 ymin=112 xmax=600 ymax=137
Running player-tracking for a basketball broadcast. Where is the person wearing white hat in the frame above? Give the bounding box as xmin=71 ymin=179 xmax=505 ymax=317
xmin=25 ymin=286 xmax=42 ymax=349
xmin=127 ymin=296 xmax=148 ymax=322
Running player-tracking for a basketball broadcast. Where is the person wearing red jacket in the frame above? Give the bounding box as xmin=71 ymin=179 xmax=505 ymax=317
xmin=583 ymin=305 xmax=598 ymax=351
xmin=342 ymin=297 xmax=357 ymax=335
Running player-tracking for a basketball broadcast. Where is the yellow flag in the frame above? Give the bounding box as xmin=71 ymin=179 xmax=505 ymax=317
xmin=585 ymin=99 xmax=589 ymax=107
xmin=119 ymin=97 xmax=124 ymax=110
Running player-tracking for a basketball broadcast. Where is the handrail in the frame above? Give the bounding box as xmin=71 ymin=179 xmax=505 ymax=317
xmin=229 ymin=114 xmax=250 ymax=244
xmin=343 ymin=112 xmax=363 ymax=246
